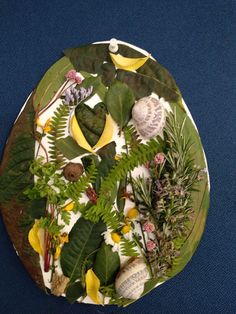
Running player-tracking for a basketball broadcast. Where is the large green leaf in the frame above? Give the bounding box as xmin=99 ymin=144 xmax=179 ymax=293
xmin=34 ymin=56 xmax=73 ymax=110
xmin=60 ymin=217 xmax=106 ymax=282
xmin=105 ymin=80 xmax=135 ymax=129
xmin=56 ymin=136 xmax=89 ymax=160
xmin=117 ymin=69 xmax=182 ymax=107
xmin=93 ymin=243 xmax=120 ymax=286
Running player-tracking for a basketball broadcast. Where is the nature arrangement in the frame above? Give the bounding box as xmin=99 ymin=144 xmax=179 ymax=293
xmin=0 ymin=41 xmax=209 ymax=306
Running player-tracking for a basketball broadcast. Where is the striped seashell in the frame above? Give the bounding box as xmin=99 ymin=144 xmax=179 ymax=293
xmin=132 ymin=96 xmax=166 ymax=139
xmin=115 ymin=258 xmax=150 ymax=300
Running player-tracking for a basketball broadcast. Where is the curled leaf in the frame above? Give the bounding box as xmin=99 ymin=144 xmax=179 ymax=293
xmin=85 ymin=269 xmax=103 ymax=305
xmin=110 ymin=53 xmax=150 ymax=71
xmin=28 ymin=220 xmax=44 ymax=256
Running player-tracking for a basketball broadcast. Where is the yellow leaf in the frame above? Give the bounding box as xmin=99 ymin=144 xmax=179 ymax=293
xmin=70 ymin=114 xmax=94 ymax=153
xmin=63 ymin=202 xmax=74 ymax=211
xmin=85 ymin=269 xmax=103 ymax=305
xmin=28 ymin=220 xmax=44 ymax=256
xmin=93 ymin=114 xmax=114 ymax=149
xmin=109 ymin=53 xmax=150 ymax=71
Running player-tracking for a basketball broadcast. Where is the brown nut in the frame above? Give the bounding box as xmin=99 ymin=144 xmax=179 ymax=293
xmin=63 ymin=162 xmax=84 ymax=182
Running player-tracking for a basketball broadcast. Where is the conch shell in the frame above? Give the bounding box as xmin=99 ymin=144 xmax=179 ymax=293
xmin=115 ymin=258 xmax=150 ymax=300
xmin=132 ymin=96 xmax=166 ymax=139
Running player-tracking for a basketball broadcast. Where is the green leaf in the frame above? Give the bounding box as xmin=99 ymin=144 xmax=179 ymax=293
xmin=93 ymin=243 xmax=120 ymax=286
xmin=81 ymin=75 xmax=107 ymax=102
xmin=105 ymin=80 xmax=135 ymax=129
xmin=117 ymin=69 xmax=182 ymax=107
xmin=56 ymin=136 xmax=89 ymax=160
xmin=60 ymin=217 xmax=106 ymax=282
xmin=75 ymin=102 xmax=107 ymax=147
xmin=34 ymin=56 xmax=73 ymax=110
xmin=66 ymin=281 xmax=85 ymax=304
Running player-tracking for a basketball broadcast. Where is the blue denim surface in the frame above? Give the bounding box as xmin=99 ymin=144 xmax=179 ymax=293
xmin=0 ymin=0 xmax=235 ymax=313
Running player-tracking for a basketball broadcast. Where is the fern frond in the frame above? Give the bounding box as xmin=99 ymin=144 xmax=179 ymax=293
xmin=48 ymin=104 xmax=70 ymax=167
xmin=123 ymin=124 xmax=142 ymax=149
xmin=85 ymin=138 xmax=162 ymax=228
xmin=120 ymin=238 xmax=139 ymax=257
xmin=66 ymin=162 xmax=98 ymax=202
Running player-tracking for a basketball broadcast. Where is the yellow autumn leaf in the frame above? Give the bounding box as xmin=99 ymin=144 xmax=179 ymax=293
xmin=85 ymin=269 xmax=103 ymax=305
xmin=93 ymin=114 xmax=114 ymax=149
xmin=109 ymin=53 xmax=150 ymax=71
xmin=28 ymin=220 xmax=44 ymax=256
xmin=63 ymin=202 xmax=74 ymax=211
xmin=71 ymin=114 xmax=94 ymax=153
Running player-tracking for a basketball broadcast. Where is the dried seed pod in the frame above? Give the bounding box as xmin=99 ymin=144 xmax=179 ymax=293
xmin=63 ymin=162 xmax=84 ymax=182
xmin=115 ymin=258 xmax=150 ymax=299
xmin=132 ymin=96 xmax=166 ymax=139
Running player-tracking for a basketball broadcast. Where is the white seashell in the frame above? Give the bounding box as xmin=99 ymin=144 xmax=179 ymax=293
xmin=115 ymin=258 xmax=150 ymax=300
xmin=132 ymin=96 xmax=166 ymax=139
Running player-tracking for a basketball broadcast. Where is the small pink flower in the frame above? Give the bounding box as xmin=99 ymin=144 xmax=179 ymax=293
xmin=154 ymin=152 xmax=165 ymax=165
xmin=143 ymin=221 xmax=155 ymax=233
xmin=65 ymin=70 xmax=82 ymax=84
xmin=147 ymin=240 xmax=156 ymax=251
xmin=65 ymin=69 xmax=77 ymax=79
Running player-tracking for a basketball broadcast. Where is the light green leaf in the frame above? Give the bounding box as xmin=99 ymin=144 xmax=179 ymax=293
xmin=60 ymin=217 xmax=106 ymax=282
xmin=56 ymin=136 xmax=89 ymax=160
xmin=105 ymin=80 xmax=135 ymax=129
xmin=93 ymin=243 xmax=120 ymax=286
xmin=34 ymin=56 xmax=73 ymax=110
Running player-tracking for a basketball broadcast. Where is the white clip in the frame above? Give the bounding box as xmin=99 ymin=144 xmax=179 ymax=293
xmin=109 ymin=38 xmax=119 ymax=53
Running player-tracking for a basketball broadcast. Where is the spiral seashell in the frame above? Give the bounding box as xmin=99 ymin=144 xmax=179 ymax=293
xmin=132 ymin=96 xmax=166 ymax=139
xmin=115 ymin=258 xmax=150 ymax=300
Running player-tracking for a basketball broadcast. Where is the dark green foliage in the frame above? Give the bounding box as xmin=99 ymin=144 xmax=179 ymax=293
xmin=0 ymin=134 xmax=34 ymax=203
xmin=60 ymin=217 xmax=106 ymax=282
xmin=65 ymin=281 xmax=85 ymax=304
xmin=75 ymin=102 xmax=107 ymax=147
xmin=117 ymin=69 xmax=181 ymax=105
xmin=94 ymin=243 xmax=120 ymax=286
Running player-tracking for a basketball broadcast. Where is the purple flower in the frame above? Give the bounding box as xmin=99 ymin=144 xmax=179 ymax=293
xmin=154 ymin=153 xmax=165 ymax=165
xmin=63 ymin=86 xmax=93 ymax=106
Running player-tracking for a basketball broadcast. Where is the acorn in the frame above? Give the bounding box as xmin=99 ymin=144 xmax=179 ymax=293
xmin=63 ymin=162 xmax=84 ymax=182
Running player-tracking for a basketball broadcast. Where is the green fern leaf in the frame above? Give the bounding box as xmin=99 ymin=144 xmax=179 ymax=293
xmin=120 ymin=238 xmax=139 ymax=257
xmin=48 ymin=104 xmax=70 ymax=167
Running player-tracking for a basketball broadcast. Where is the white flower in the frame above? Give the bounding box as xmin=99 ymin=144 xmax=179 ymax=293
xmin=102 ymin=229 xmax=121 ymax=252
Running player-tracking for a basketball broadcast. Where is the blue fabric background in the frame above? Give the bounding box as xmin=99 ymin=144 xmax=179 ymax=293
xmin=0 ymin=1 xmax=235 ymax=313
